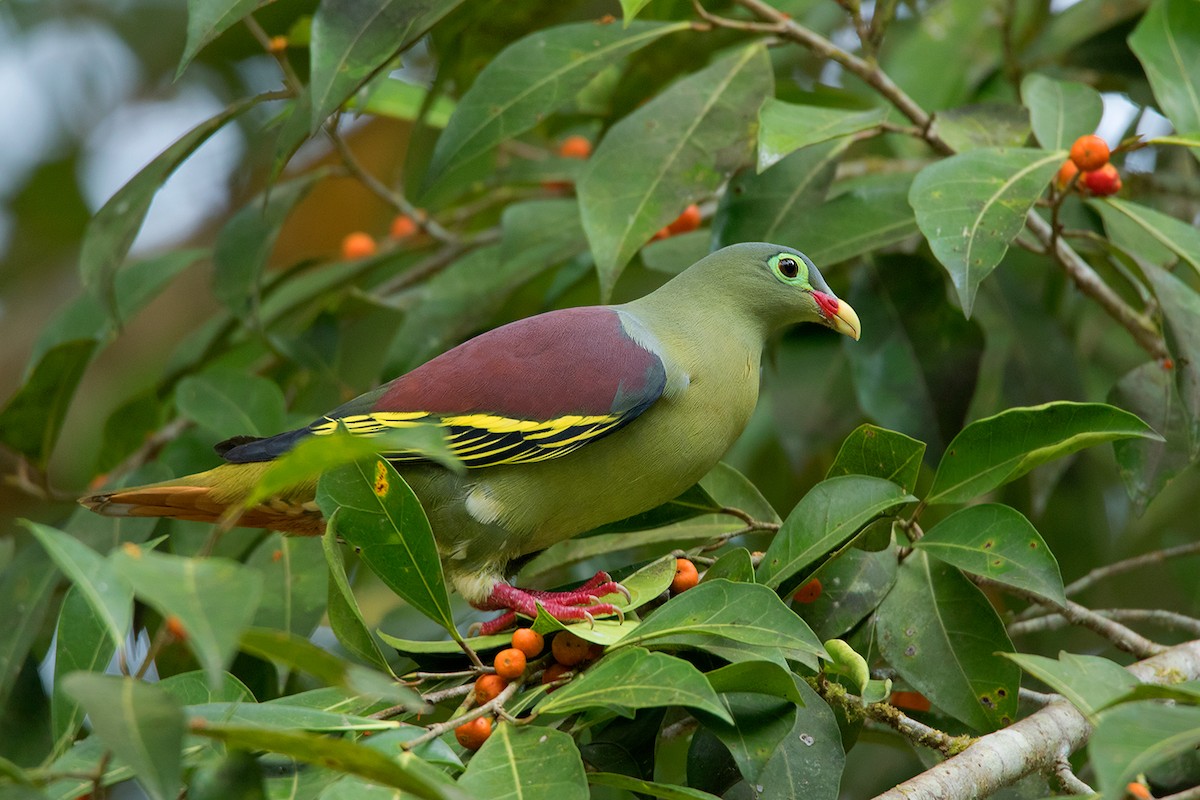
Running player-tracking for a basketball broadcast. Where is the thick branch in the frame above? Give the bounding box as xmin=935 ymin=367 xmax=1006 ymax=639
xmin=872 ymin=639 xmax=1200 ymax=800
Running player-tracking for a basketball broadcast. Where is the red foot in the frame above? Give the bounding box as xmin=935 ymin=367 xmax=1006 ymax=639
xmin=472 ymin=571 xmax=631 ymax=636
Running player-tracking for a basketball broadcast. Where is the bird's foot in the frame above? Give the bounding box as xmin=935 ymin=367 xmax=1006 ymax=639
xmin=472 ymin=571 xmax=631 ymax=635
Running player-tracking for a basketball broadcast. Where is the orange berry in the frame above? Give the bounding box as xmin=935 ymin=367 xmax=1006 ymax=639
xmin=389 ymin=214 xmax=418 ymax=239
xmin=542 ymin=661 xmax=571 ymax=690
xmin=493 ymin=648 xmax=526 ymax=680
xmin=454 ymin=716 xmax=492 ymax=750
xmin=511 ymin=628 xmax=544 ymax=658
xmin=340 ymin=232 xmax=376 ymax=259
xmin=889 ymin=690 xmax=932 ymax=712
xmin=558 ymin=135 xmax=592 ymax=159
xmin=473 ymin=673 xmax=507 ymax=704
xmin=671 ymin=558 xmax=699 ymax=594
xmin=1163 ymin=357 xmax=1175 ymax=370
xmin=667 ymin=204 xmax=702 ymax=235
xmin=1055 ymin=159 xmax=1079 ymax=190
xmin=165 ymin=616 xmax=187 ymax=641
xmin=1070 ymin=134 xmax=1110 ymax=171
xmin=651 ymin=226 xmax=672 ymax=242
xmin=1125 ymin=782 xmax=1152 ymax=800
xmin=1081 ymin=163 xmax=1121 ymax=196
xmin=267 ymin=35 xmax=288 ymax=54
xmin=586 ymin=642 xmax=605 ymax=661
xmin=792 ymin=578 xmax=822 ymax=604
xmin=551 ymin=631 xmax=591 ymax=666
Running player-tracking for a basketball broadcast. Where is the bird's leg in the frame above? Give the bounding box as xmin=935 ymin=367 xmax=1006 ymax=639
xmin=472 ymin=571 xmax=631 ymax=635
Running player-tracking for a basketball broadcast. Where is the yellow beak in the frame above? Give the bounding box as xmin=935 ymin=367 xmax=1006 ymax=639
xmin=830 ymin=299 xmax=861 ymax=341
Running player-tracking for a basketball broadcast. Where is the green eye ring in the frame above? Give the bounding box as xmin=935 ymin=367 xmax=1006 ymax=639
xmin=769 ymin=252 xmax=810 ymax=287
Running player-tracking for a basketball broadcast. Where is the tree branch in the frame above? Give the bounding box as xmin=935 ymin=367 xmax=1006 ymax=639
xmin=872 ymin=639 xmax=1200 ymax=800
xmin=1010 ymin=608 xmax=1200 ymax=639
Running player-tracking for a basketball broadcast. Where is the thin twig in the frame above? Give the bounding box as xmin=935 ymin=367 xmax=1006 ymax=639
xmin=400 ymin=678 xmax=522 ymax=750
xmin=1010 ymin=608 xmax=1200 ymax=639
xmin=1064 ymin=541 xmax=1200 ymax=599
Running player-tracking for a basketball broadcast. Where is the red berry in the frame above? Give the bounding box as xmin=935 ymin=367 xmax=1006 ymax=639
xmin=1070 ymin=134 xmax=1110 ymax=171
xmin=792 ymin=578 xmax=822 ymax=604
xmin=542 ymin=662 xmax=571 ymax=690
xmin=890 ymin=691 xmax=932 ymax=712
xmin=454 ymin=716 xmax=492 ymax=750
xmin=1082 ymin=163 xmax=1121 ymax=196
xmin=340 ymin=232 xmax=377 ymax=259
xmin=165 ymin=616 xmax=187 ymax=641
xmin=558 ymin=135 xmax=592 ymax=159
xmin=667 ymin=204 xmax=702 ymax=235
xmin=389 ymin=214 xmax=418 ymax=239
xmin=1163 ymin=358 xmax=1175 ymax=370
xmin=551 ymin=632 xmax=590 ymax=666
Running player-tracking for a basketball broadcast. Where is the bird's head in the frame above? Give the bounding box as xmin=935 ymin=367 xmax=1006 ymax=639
xmin=685 ymin=242 xmax=860 ymax=340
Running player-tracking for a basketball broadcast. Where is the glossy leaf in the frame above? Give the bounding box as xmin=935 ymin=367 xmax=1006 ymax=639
xmin=1111 ymin=362 xmax=1195 ymax=514
xmin=175 ymin=369 xmax=286 ymax=440
xmin=1129 ymin=0 xmax=1200 ymax=150
xmin=877 ymin=553 xmax=1019 ymax=731
xmin=1142 ymin=262 xmax=1200 ymax=457
xmin=588 ymin=773 xmax=720 ymax=800
xmin=80 ymin=96 xmax=259 ymax=317
xmin=757 ymin=476 xmax=914 ymax=590
xmin=316 ymin=457 xmax=456 ymax=633
xmin=755 ymin=677 xmax=845 ymax=799
xmin=580 ymin=44 xmax=772 ymax=297
xmin=927 ymin=402 xmax=1160 ymax=504
xmin=1001 ymin=651 xmax=1137 ymax=721
xmin=308 ymin=0 xmax=464 ymax=130
xmin=213 ymin=170 xmax=328 ymax=317
xmin=61 ymin=674 xmax=184 ymax=800
xmin=713 ymin=139 xmax=844 ymax=247
xmin=378 ymin=631 xmax=511 ymax=657
xmin=193 ymin=723 xmax=467 ymax=800
xmin=698 ymin=692 xmax=796 ymax=783
xmin=827 ymin=424 xmax=926 ymax=494
xmin=51 ymin=587 xmax=116 ymax=755
xmin=538 ymin=647 xmax=732 ymax=722
xmin=916 ymin=504 xmax=1066 ymax=605
xmin=1091 ymin=197 xmax=1200 ymax=275
xmin=910 ymin=147 xmax=1064 ymax=315
xmin=424 ymin=21 xmax=687 ymax=186
xmin=794 ymin=538 xmax=897 ymax=641
xmin=930 ymin=103 xmax=1032 ymax=152
xmin=701 ymin=461 xmax=780 ymax=524
xmin=180 ymin=0 xmax=267 ymax=75
xmin=0 ymin=339 xmax=97 ymax=465
xmin=701 ymin=547 xmax=755 ymax=584
xmin=112 ymin=547 xmax=263 ymax=687
xmin=0 ymin=545 xmax=59 ymax=707
xmin=1020 ymin=74 xmax=1103 ymax=150
xmin=246 ymin=534 xmax=327 ymax=636
xmin=705 ymin=660 xmax=804 ymax=704
xmin=458 ymin=724 xmax=587 ymax=800
xmin=158 ymin=670 xmax=254 ymax=705
xmin=186 ymin=702 xmax=397 ymax=732
xmin=323 ymin=526 xmax=391 ymax=671
xmin=22 ymin=520 xmax=132 ymax=649
xmin=757 ymin=100 xmax=886 ymax=172
xmin=1090 ymin=702 xmax=1200 ymax=798
xmin=618 ymin=579 xmax=826 ymax=668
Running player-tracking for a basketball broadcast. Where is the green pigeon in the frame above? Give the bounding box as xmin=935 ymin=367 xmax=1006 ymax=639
xmin=83 ymin=242 xmax=860 ymax=632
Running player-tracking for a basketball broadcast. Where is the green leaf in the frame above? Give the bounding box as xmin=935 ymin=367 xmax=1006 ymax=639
xmin=423 ymin=21 xmax=687 ymax=187
xmin=378 ymin=630 xmax=511 ymax=657
xmin=457 ymin=724 xmax=587 ymax=800
xmin=930 ymin=103 xmax=1032 ymax=152
xmin=188 ymin=750 xmax=266 ymax=800
xmin=618 ymin=580 xmax=826 ymax=669
xmin=700 ymin=547 xmax=755 ymax=584
xmin=246 ymin=426 xmax=461 ymax=506
xmin=175 ymin=368 xmax=287 ymax=440
xmin=23 ymin=520 xmax=132 ymax=650
xmin=756 ymin=100 xmax=886 ymax=172
xmin=705 ymin=660 xmax=804 ymax=704
xmin=112 ymin=547 xmax=263 ymax=688
xmin=179 ymin=0 xmax=268 ymax=75
xmin=158 ymin=670 xmax=254 ymax=705
xmin=915 ymin=504 xmax=1065 ymax=605
xmin=538 ymin=647 xmax=732 ymax=722
xmin=308 ymin=0 xmax=464 ymax=130
xmin=757 ymin=476 xmax=914 ymax=590
xmin=0 ymin=545 xmax=59 ymax=707
xmin=794 ymin=535 xmax=897 ymax=640
xmin=755 ymin=677 xmax=845 ymax=799
xmin=1141 ymin=262 xmax=1200 ymax=457
xmin=588 ymin=773 xmax=721 ymax=800
xmin=695 ymin=693 xmax=796 ymax=784
xmin=316 ymin=457 xmax=456 ymax=634
xmin=1020 ymin=74 xmax=1103 ymax=150
xmin=579 ymin=44 xmax=772 ymax=298
xmin=1129 ymin=0 xmax=1200 ymax=154
xmin=877 ymin=552 xmax=1019 ymax=732
xmin=0 ymin=339 xmax=97 ymax=465
xmin=768 ymin=172 xmax=918 ymax=268
xmin=323 ymin=525 xmax=392 ymax=671
xmin=80 ymin=96 xmax=259 ymax=317
xmin=193 ymin=723 xmax=467 ymax=800
xmin=246 ymin=534 xmax=327 ymax=636
xmin=926 ymin=402 xmax=1161 ymax=505
xmin=186 ymin=702 xmax=397 ymax=732
xmin=701 ymin=461 xmax=780 ymax=524
xmin=827 ymin=424 xmax=926 ymax=494
xmin=618 ymin=0 xmax=655 ymax=23
xmin=1091 ymin=197 xmax=1200 ymax=275
xmin=1001 ymin=651 xmax=1137 ymax=721
xmin=51 ymin=587 xmax=117 ymax=756
xmin=357 ymin=79 xmax=456 ymax=127
xmin=910 ymin=147 xmax=1064 ymax=315
xmin=1110 ymin=362 xmax=1194 ymax=514
xmin=213 ymin=170 xmax=328 ymax=317
xmin=61 ymin=674 xmax=184 ymax=800
xmin=1090 ymin=702 xmax=1200 ymax=798
xmin=712 ymin=139 xmax=844 ymax=247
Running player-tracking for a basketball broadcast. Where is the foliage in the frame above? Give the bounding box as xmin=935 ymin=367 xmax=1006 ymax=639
xmin=3 ymin=0 xmax=1200 ymax=798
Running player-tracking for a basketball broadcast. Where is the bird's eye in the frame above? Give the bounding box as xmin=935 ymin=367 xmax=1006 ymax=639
xmin=778 ymin=257 xmax=799 ymax=278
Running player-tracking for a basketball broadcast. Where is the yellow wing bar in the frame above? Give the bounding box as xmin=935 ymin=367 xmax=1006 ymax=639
xmin=308 ymin=411 xmax=626 ymax=467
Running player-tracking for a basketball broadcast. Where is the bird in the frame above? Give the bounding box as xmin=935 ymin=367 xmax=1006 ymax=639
xmin=82 ymin=242 xmax=860 ymax=633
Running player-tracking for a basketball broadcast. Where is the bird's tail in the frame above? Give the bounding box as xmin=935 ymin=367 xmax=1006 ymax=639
xmin=79 ymin=463 xmax=325 ymax=535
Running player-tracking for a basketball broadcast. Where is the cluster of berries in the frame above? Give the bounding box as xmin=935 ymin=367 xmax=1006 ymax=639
xmin=339 ymin=214 xmax=420 ymax=259
xmin=1055 ymin=134 xmax=1121 ymax=196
